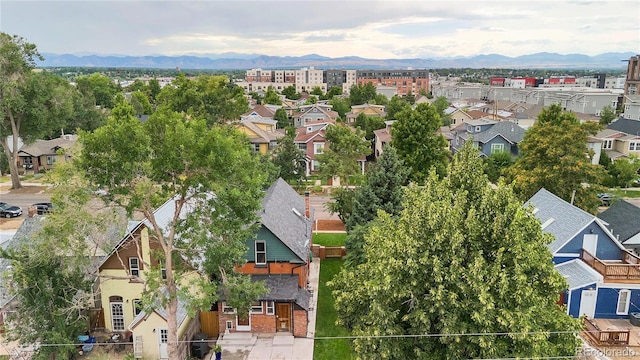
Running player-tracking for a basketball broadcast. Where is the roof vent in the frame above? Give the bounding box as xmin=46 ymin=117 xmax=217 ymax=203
xmin=292 ymin=208 xmax=303 ymax=217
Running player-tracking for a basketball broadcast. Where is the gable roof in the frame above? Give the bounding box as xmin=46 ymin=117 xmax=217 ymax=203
xmin=259 ymin=178 xmax=312 ymax=262
xmin=242 ymin=104 xmax=276 ymax=118
xmin=598 ymin=200 xmax=640 ymax=244
xmin=474 ymin=121 xmax=525 ymax=144
xmin=18 ymin=135 xmax=78 ymax=157
xmin=525 ymin=188 xmax=597 ymax=253
xmin=239 ymin=120 xmax=284 ymax=144
xmin=129 ymin=288 xmax=190 ymax=330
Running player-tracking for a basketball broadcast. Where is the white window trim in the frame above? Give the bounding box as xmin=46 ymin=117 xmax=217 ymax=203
xmin=133 ymin=299 xmax=143 ymax=316
xmin=314 ymin=142 xmax=324 ymax=154
xmin=255 ymin=240 xmax=266 ymax=265
xmin=616 ymin=289 xmax=631 ymax=315
xmin=266 ymin=301 xmax=275 ymax=315
xmin=250 ymin=301 xmax=263 ymax=314
xmin=129 ymin=257 xmax=140 ymax=277
xmin=491 ymin=143 xmax=505 ymax=153
xmin=222 ymin=302 xmax=235 ymax=314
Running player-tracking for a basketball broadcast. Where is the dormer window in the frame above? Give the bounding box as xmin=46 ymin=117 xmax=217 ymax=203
xmin=255 ymin=240 xmax=266 ymax=265
xmin=129 ymin=257 xmax=140 ymax=277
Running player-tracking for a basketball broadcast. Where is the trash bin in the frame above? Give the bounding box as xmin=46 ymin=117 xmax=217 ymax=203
xmin=191 ymin=333 xmax=210 ymax=358
xmin=630 ymin=312 xmax=640 ymax=326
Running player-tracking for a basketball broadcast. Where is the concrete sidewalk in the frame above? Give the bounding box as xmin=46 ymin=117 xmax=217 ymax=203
xmin=215 ymin=259 xmax=320 ymax=360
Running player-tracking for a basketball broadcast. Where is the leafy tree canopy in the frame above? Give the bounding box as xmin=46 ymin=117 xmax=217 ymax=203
xmin=263 ymin=86 xmax=282 ymax=105
xmin=508 ymin=104 xmax=605 ymax=213
xmin=354 ymin=113 xmax=386 ymax=140
xmin=317 ymin=124 xmax=371 ymax=185
xmin=330 ymin=142 xmax=582 ymax=359
xmin=599 ymin=104 xmax=616 ymax=125
xmin=272 ymin=127 xmax=306 ymax=184
xmin=349 ymin=83 xmax=377 ymax=106
xmin=76 ymin=102 xmax=267 ymax=358
xmin=391 ymin=103 xmax=449 ymax=182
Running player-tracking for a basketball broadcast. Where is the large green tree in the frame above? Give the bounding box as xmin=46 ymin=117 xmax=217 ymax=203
xmin=331 ymin=143 xmax=581 ymax=359
xmin=349 ymin=83 xmax=377 ymax=106
xmin=263 ymin=86 xmax=282 ymax=105
xmin=385 ymin=95 xmax=411 ymax=121
xmin=328 ymin=97 xmax=351 ymax=120
xmin=271 ymin=127 xmax=306 ymax=184
xmin=75 ymin=73 xmax=121 ymax=109
xmin=77 ymin=102 xmax=267 ymax=359
xmin=156 ymin=73 xmax=248 ymax=125
xmin=599 ymin=105 xmax=616 ymax=125
xmin=391 ymin=103 xmax=449 ymax=182
xmin=508 ymin=104 xmax=605 ymax=213
xmin=354 ymin=113 xmax=386 ymax=140
xmin=1 ymin=159 xmax=128 ymax=359
xmin=604 ymin=155 xmax=640 ymax=188
xmin=316 ymin=124 xmax=371 ymax=185
xmin=1 ymin=33 xmax=75 ymax=188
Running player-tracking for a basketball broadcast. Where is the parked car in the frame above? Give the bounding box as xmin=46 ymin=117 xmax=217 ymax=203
xmin=0 ymin=202 xmax=23 ymax=218
xmin=597 ymin=193 xmax=614 ymax=206
xmin=32 ymin=202 xmax=53 ymax=215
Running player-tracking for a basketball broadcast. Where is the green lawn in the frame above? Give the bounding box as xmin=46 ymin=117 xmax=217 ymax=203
xmin=314 ymin=259 xmax=355 ymax=360
xmin=610 ymin=188 xmax=640 ymax=198
xmin=313 ymin=233 xmax=347 ymax=247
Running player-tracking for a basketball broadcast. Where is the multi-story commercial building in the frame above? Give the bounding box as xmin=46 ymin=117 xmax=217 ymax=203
xmin=623 ymin=55 xmax=640 ymax=104
xmin=294 ymin=67 xmax=325 ymax=93
xmin=245 ymin=69 xmax=273 ymax=82
xmin=356 ymin=69 xmax=429 ymax=96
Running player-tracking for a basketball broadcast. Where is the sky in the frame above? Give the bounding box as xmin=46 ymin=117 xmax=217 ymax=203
xmin=1 ymin=0 xmax=639 ymax=59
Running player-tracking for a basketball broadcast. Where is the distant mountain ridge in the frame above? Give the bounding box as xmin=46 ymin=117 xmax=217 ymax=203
xmin=37 ymin=52 xmax=636 ymax=70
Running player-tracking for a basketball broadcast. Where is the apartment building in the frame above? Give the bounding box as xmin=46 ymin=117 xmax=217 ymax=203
xmin=623 ymin=55 xmax=640 ymax=107
xmin=246 ymin=68 xmax=273 ymax=82
xmin=295 ymin=67 xmax=326 ymax=93
xmin=356 ymin=69 xmax=429 ymax=96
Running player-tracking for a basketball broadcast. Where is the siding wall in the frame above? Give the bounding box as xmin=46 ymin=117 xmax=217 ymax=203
xmin=557 ymin=224 xmax=622 ymax=261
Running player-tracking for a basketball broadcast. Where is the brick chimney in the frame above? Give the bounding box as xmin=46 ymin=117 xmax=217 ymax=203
xmin=304 ymin=191 xmax=311 ymax=219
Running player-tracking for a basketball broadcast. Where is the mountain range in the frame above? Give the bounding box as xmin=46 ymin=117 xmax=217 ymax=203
xmin=37 ymin=52 xmax=636 ymax=70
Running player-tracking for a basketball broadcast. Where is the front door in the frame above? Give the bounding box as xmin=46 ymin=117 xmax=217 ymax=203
xmin=579 ymin=289 xmax=597 ymax=318
xmin=236 ymin=313 xmax=251 ymax=331
xmin=276 ymin=303 xmax=291 ymax=332
xmin=158 ymin=328 xmax=168 ymax=359
xmin=110 ymin=302 xmax=124 ymax=331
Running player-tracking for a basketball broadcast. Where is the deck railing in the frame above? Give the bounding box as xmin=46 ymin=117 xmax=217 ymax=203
xmin=581 ymin=249 xmax=640 ymax=281
xmin=583 ymin=317 xmax=630 ymax=346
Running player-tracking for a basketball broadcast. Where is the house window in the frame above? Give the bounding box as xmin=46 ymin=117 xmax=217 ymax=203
xmin=133 ymin=299 xmax=143 ymax=316
xmin=475 ymin=126 xmax=481 ymax=132
xmin=222 ymin=302 xmax=235 ymax=314
xmin=616 ymin=290 xmax=631 ymax=315
xmin=629 ymin=142 xmax=640 ymax=151
xmin=129 ymin=258 xmax=140 ymax=277
xmin=161 ymin=267 xmax=166 ymax=280
xmin=46 ymin=155 xmax=56 ymax=165
xmin=255 ymin=240 xmax=266 ymax=265
xmin=250 ymin=301 xmax=263 ymax=314
xmin=314 ymin=142 xmax=324 ymax=154
xmin=253 ymin=143 xmax=261 ymax=153
xmin=266 ymin=301 xmax=275 ymax=315
xmin=491 ymin=143 xmax=505 ymax=154
xmin=311 ymin=160 xmax=320 ymax=171
xmin=297 ymin=143 xmax=307 ymax=151
xmin=602 ymin=139 xmax=613 ymax=150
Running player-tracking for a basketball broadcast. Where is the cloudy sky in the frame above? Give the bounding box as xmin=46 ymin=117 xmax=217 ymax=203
xmin=1 ymin=0 xmax=638 ymax=59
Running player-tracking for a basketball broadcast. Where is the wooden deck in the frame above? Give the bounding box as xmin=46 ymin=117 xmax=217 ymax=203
xmin=587 ymin=318 xmax=640 ymax=347
xmin=581 ymin=249 xmax=640 ymax=282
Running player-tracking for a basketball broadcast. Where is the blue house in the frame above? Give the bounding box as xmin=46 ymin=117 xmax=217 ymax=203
xmin=527 ymin=188 xmax=640 ymax=319
xmin=452 ymin=119 xmax=525 ymax=157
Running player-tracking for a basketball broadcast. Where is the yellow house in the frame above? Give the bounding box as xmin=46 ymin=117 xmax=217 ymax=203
xmin=345 ymin=103 xmax=387 ymax=123
xmin=235 ymin=119 xmax=285 ymax=154
xmin=98 ymin=196 xmax=203 ymax=360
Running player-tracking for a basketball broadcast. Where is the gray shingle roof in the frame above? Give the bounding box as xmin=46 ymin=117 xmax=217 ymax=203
xmin=260 ymin=178 xmax=312 ymax=262
xmin=473 ymin=121 xmax=525 ymax=144
xmin=251 ymin=274 xmax=311 ymax=310
xmin=598 ymin=200 xmax=640 ymax=244
xmin=18 ymin=135 xmax=78 ymax=157
xmin=555 ymin=259 xmax=602 ymax=290
xmin=525 ymin=188 xmax=594 ymax=254
xmin=0 ymin=216 xmax=45 ymax=308
xmin=608 ymin=117 xmax=640 ymax=135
